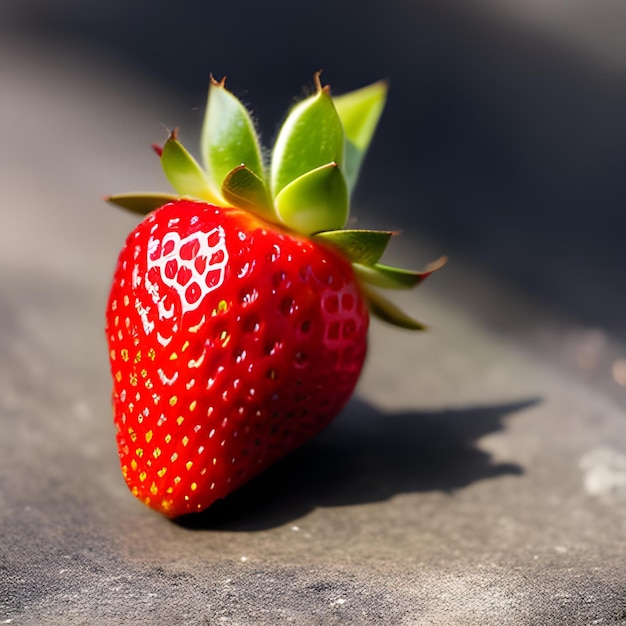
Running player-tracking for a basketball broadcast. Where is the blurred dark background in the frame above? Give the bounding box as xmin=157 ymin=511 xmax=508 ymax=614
xmin=3 ymin=0 xmax=625 ymax=340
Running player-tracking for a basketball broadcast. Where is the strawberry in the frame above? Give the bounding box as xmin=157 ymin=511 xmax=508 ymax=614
xmin=106 ymin=73 xmax=444 ymax=517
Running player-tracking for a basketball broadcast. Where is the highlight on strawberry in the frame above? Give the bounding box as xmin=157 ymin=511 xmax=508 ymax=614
xmin=105 ymin=73 xmax=445 ymax=517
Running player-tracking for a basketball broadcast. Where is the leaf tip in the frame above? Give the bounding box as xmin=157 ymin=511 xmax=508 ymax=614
xmin=426 ymin=256 xmax=448 ymax=275
xmin=210 ymin=73 xmax=227 ymax=88
xmin=313 ymin=70 xmax=323 ymax=91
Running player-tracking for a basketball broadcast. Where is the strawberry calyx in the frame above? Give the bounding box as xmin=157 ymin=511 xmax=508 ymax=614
xmin=106 ymin=73 xmax=445 ymax=328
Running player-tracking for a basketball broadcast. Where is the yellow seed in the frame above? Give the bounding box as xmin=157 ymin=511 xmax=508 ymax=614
xmin=134 ymin=350 xmax=142 ymax=363
xmin=136 ymin=448 xmax=144 ymax=458
xmin=144 ymin=497 xmax=151 ymax=505
xmin=129 ymin=373 xmax=138 ymax=387
xmin=130 ymin=459 xmax=138 ymax=471
xmin=170 ymin=352 xmax=178 ymax=360
xmin=182 ymin=436 xmax=189 ymax=447
xmin=170 ymin=396 xmax=178 ymax=407
xmin=171 ymin=452 xmax=178 ymax=462
xmin=161 ymin=499 xmax=172 ymax=511
xmin=176 ymin=416 xmax=184 ymax=426
xmin=121 ymin=348 xmax=129 ymax=362
xmin=186 ymin=461 xmax=193 ymax=471
xmin=123 ymin=294 xmax=130 ymax=307
xmin=182 ymin=340 xmax=190 ymax=352
xmin=140 ymin=369 xmax=148 ymax=378
xmin=145 ymin=430 xmax=153 ymax=443
xmin=110 ymin=350 xmax=116 ymax=361
xmin=174 ymin=476 xmax=181 ymax=484
xmin=165 ymin=434 xmax=172 ymax=444
xmin=150 ymin=482 xmax=158 ymax=495
xmin=188 ymin=316 xmax=206 ymax=333
xmin=157 ymin=467 xmax=167 ymax=478
xmin=131 ymin=486 xmax=139 ymax=496
xmin=148 ymin=348 xmax=156 ymax=360
xmin=190 ymin=482 xmax=197 ymax=491
xmin=145 ymin=379 xmax=153 ymax=390
xmin=121 ymin=465 xmax=128 ymax=478
xmin=189 ymin=400 xmax=197 ymax=412
xmin=166 ymin=487 xmax=174 ymax=494
xmin=130 ymin=432 xmax=137 ymax=443
xmin=139 ymin=472 xmax=147 ymax=482
xmin=115 ymin=371 xmax=122 ymax=383
xmin=153 ymin=447 xmax=161 ymax=459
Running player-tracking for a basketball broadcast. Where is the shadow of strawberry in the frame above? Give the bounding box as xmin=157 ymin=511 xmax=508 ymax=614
xmin=175 ymin=397 xmax=536 ymax=531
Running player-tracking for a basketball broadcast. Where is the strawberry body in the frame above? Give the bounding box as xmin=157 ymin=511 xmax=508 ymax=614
xmin=106 ymin=200 xmax=368 ymax=517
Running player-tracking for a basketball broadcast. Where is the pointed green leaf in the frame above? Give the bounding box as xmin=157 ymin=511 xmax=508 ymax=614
xmin=161 ymin=132 xmax=220 ymax=203
xmin=333 ymin=80 xmax=388 ymax=150
xmin=313 ymin=229 xmax=394 ymax=265
xmin=221 ymin=165 xmax=277 ymax=221
xmin=353 ymin=257 xmax=447 ymax=289
xmin=341 ymin=141 xmax=362 ymax=193
xmin=333 ymin=80 xmax=387 ymax=190
xmin=275 ymin=162 xmax=348 ymax=234
xmin=361 ymin=285 xmax=427 ymax=330
xmin=201 ymin=77 xmax=266 ymax=196
xmin=105 ymin=192 xmax=180 ymax=215
xmin=271 ymin=78 xmax=344 ymax=197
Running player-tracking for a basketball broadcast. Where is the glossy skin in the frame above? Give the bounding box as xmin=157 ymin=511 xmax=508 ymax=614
xmin=106 ymin=200 xmax=369 ymax=517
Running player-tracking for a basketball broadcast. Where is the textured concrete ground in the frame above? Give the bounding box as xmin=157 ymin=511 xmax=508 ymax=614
xmin=1 ymin=36 xmax=625 ymax=626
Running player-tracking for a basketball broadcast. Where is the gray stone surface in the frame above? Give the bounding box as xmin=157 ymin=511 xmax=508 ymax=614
xmin=1 ymin=37 xmax=625 ymax=625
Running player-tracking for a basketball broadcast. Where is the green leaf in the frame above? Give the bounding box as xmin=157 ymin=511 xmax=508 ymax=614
xmin=341 ymin=141 xmax=362 ymax=193
xmin=333 ymin=80 xmax=388 ymax=150
xmin=271 ymin=75 xmax=344 ymax=197
xmin=105 ymin=192 xmax=180 ymax=215
xmin=221 ymin=165 xmax=277 ymax=221
xmin=353 ymin=257 xmax=447 ymax=289
xmin=313 ymin=229 xmax=394 ymax=265
xmin=201 ymin=76 xmax=266 ymax=196
xmin=360 ymin=285 xmax=427 ymax=330
xmin=333 ymin=80 xmax=387 ymax=190
xmin=161 ymin=131 xmax=220 ymax=203
xmin=275 ymin=162 xmax=348 ymax=234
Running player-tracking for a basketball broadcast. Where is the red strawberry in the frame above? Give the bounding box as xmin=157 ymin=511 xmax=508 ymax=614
xmin=106 ymin=74 xmax=444 ymax=517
